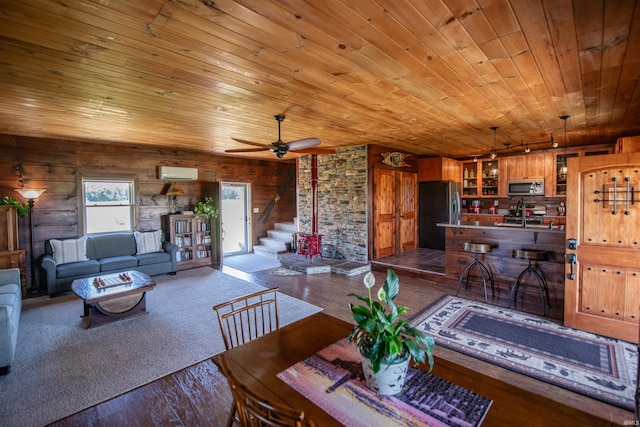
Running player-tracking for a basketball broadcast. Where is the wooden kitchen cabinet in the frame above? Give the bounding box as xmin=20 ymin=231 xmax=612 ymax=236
xmin=461 ymin=214 xmax=503 ymax=223
xmin=505 ymin=153 xmax=547 ymax=180
xmin=546 ymin=145 xmax=613 ymax=196
xmin=461 ymin=158 xmax=505 ymax=198
xmin=616 ymin=135 xmax=640 ymax=153
xmin=417 ymin=157 xmax=460 ymax=182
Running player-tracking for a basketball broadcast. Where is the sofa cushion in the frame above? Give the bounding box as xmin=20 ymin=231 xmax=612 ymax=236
xmin=134 ymin=230 xmax=162 ymax=254
xmin=50 ymin=237 xmax=89 ymax=265
xmin=56 ymin=260 xmax=101 ymax=278
xmin=99 ymin=256 xmax=137 ymax=272
xmin=87 ymin=233 xmax=137 ymax=260
xmin=135 ymin=251 xmax=171 ymax=266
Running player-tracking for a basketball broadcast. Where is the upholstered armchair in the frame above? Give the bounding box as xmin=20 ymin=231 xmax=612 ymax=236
xmin=0 ymin=268 xmax=22 ymax=374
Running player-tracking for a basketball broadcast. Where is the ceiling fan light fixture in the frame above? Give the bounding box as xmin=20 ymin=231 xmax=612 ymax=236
xmin=226 ymin=115 xmax=327 ymax=158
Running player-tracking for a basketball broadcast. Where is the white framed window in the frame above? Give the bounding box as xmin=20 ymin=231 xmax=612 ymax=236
xmin=82 ymin=179 xmax=135 ymax=234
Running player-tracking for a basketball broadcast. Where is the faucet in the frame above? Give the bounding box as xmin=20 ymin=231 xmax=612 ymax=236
xmin=517 ymin=198 xmax=527 ymax=228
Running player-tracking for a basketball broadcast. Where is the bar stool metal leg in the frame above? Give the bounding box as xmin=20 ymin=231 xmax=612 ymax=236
xmin=509 ymin=250 xmax=551 ymax=316
xmin=457 ymin=250 xmax=495 ymax=303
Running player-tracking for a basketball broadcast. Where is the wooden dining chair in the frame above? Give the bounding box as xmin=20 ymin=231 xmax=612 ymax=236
xmin=213 ymin=287 xmax=280 ymax=351
xmin=217 ymin=354 xmax=315 ymax=427
xmin=213 ymin=288 xmax=281 ymax=426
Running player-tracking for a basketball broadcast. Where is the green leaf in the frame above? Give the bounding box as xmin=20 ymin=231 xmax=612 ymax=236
xmin=384 ymin=269 xmax=399 ymax=301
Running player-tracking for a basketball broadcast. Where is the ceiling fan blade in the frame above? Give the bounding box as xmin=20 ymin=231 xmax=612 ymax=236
xmin=231 ymin=138 xmax=272 ymax=149
xmin=225 ymin=147 xmax=271 ymax=153
xmin=293 ymin=147 xmax=336 ymax=155
xmin=286 ymin=138 xmax=321 ymax=151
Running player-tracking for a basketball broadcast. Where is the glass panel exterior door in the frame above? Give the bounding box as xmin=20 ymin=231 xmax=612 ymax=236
xmin=221 ymin=183 xmax=250 ymax=256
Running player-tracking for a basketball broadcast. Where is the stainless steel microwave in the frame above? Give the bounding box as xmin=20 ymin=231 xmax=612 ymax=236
xmin=507 ymin=179 xmax=545 ymax=196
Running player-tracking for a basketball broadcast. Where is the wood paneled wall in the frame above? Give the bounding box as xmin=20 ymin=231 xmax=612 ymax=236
xmin=0 ymin=135 xmax=296 ymax=290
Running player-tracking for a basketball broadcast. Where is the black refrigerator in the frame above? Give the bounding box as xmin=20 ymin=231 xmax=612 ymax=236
xmin=419 ymin=181 xmax=461 ymax=250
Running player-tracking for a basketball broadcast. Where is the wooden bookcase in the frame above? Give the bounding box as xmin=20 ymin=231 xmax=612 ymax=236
xmin=162 ymin=214 xmax=217 ymax=271
xmin=0 ymin=206 xmax=27 ymax=295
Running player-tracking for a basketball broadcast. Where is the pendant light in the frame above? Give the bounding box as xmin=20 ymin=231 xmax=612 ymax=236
xmin=489 ymin=126 xmax=498 ymax=159
xmin=559 ymin=115 xmax=570 ymax=174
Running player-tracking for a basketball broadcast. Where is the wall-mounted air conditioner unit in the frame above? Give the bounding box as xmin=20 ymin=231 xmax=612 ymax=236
xmin=157 ymin=166 xmax=198 ymax=181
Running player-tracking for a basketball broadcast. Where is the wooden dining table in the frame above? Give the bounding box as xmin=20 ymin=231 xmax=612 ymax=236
xmin=211 ymin=312 xmax=621 ymax=426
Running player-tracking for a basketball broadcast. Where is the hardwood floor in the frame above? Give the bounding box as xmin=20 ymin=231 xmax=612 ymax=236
xmin=48 ymin=256 xmax=633 ymax=426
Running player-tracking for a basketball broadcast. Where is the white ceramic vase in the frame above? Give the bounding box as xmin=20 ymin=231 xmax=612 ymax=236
xmin=359 ymin=349 xmax=410 ymax=395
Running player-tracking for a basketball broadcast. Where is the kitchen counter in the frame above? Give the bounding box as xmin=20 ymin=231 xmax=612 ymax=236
xmin=437 ymin=221 xmax=566 ymax=317
xmin=438 ymin=221 xmax=565 ymax=233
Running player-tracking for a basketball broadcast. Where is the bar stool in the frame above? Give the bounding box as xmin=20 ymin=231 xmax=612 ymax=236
xmin=509 ymin=249 xmax=551 ymax=316
xmin=456 ymin=242 xmax=495 ymax=303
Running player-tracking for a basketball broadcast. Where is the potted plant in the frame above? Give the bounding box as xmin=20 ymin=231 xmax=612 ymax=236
xmin=0 ymin=196 xmax=30 ymax=217
xmin=349 ymin=269 xmax=435 ymax=395
xmin=193 ymin=196 xmax=219 ymax=220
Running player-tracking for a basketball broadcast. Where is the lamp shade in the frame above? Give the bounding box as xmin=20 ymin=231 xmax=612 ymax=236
xmin=15 ymin=188 xmax=46 ymax=199
xmin=165 ymin=183 xmax=185 ymax=196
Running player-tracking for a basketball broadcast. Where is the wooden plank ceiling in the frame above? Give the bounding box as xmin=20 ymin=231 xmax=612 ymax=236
xmin=0 ymin=0 xmax=638 ymax=160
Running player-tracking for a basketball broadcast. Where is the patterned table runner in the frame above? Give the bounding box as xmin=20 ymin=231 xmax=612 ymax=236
xmin=277 ymin=338 xmax=492 ymax=427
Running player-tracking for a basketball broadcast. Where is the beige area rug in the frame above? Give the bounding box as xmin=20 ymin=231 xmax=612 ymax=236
xmin=0 ymin=268 xmax=322 ymax=427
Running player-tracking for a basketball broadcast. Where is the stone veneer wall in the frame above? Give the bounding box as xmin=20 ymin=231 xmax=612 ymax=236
xmin=297 ymin=145 xmax=368 ymax=263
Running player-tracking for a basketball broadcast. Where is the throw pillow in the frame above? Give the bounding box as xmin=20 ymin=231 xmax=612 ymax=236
xmin=50 ymin=237 xmax=89 ymax=265
xmin=135 ymin=230 xmax=163 ymax=254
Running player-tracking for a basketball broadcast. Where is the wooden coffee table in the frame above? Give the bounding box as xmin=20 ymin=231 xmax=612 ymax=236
xmin=71 ymin=270 xmax=156 ymax=328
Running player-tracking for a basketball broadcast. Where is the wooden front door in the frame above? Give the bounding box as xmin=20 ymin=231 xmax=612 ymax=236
xmin=373 ymin=169 xmax=417 ymax=258
xmin=564 ymin=153 xmax=640 ymax=342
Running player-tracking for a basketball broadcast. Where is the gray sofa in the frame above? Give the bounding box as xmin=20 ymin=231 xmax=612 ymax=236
xmin=0 ymin=268 xmax=21 ymax=375
xmin=40 ymin=232 xmax=178 ymax=296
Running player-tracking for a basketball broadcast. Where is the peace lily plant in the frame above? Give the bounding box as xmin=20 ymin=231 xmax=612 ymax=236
xmin=349 ymin=269 xmax=435 ymax=374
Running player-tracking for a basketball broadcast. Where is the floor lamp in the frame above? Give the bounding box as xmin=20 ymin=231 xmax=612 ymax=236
xmin=14 ymin=188 xmax=46 ymax=294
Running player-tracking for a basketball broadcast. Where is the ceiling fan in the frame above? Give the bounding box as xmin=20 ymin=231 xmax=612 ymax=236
xmin=225 ymin=115 xmax=333 ymax=158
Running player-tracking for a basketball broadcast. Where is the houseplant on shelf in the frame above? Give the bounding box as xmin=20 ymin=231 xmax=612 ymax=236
xmin=193 ymin=196 xmax=219 ymax=220
xmin=349 ymin=269 xmax=435 ymax=395
xmin=0 ymin=196 xmax=29 ymax=217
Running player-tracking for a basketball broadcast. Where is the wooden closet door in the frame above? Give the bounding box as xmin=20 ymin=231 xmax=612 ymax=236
xmin=564 ymin=153 xmax=640 ymax=342
xmin=373 ymin=169 xmax=417 ymax=258
xmin=399 ymin=172 xmax=417 ymax=252
xmin=373 ymin=169 xmax=396 ymax=258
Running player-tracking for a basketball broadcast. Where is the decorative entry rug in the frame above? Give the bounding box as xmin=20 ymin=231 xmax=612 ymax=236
xmin=278 ymin=337 xmax=492 ymax=427
xmin=410 ymin=295 xmax=638 ymax=411
xmin=223 ymin=253 xmax=282 ymax=273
